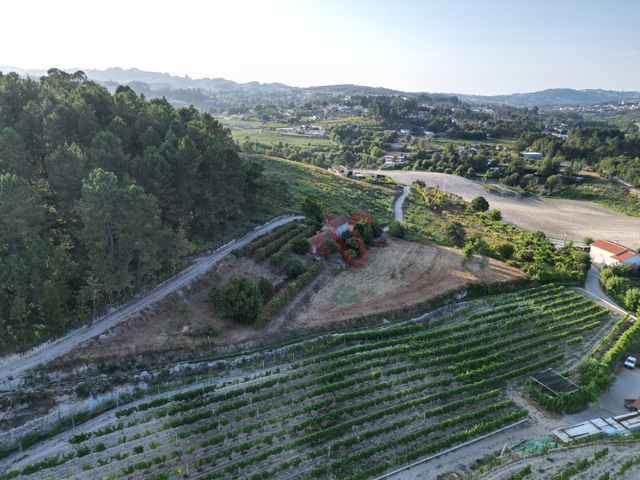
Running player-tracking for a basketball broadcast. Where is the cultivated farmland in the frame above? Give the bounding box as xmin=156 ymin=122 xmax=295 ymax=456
xmin=0 ymin=285 xmax=617 ymax=480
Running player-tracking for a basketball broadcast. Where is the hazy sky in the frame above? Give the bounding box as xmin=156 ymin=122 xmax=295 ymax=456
xmin=3 ymin=0 xmax=639 ymax=95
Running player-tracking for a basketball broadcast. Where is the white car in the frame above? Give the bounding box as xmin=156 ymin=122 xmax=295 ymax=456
xmin=624 ymin=356 xmax=637 ymax=369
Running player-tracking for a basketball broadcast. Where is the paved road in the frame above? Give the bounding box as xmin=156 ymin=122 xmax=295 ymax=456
xmin=394 ymin=186 xmax=409 ymax=222
xmin=581 ymin=265 xmax=628 ymax=314
xmin=364 ymin=171 xmax=640 ymax=247
xmin=0 ymin=215 xmax=303 ymax=385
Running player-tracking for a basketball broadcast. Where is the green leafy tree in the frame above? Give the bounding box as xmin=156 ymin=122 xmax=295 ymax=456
xmin=283 ymin=258 xmax=307 ymax=278
xmin=624 ymin=287 xmax=640 ymax=313
xmin=209 ymin=275 xmax=263 ymax=324
xmin=301 ymin=196 xmax=323 ymax=223
xmin=489 ymin=209 xmax=502 ymax=221
xmin=545 ymin=175 xmax=562 ymax=193
xmin=292 ymin=237 xmax=311 ymax=255
xmin=470 ymin=196 xmax=490 ymax=212
xmin=42 ymin=280 xmax=65 ymax=332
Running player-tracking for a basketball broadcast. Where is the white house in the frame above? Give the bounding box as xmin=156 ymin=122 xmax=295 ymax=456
xmin=589 ymin=239 xmax=640 ymax=267
xmin=521 ymin=152 xmax=543 ymax=159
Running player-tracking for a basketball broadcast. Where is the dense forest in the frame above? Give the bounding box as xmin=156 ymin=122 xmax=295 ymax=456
xmin=0 ymin=69 xmax=281 ymax=350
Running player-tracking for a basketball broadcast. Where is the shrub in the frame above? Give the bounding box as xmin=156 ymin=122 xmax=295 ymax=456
xmin=283 ymin=259 xmax=307 ymax=279
xmin=257 ymin=277 xmax=274 ymax=301
xmin=489 ymin=209 xmax=502 ymax=221
xmin=325 ymin=239 xmax=339 ymax=254
xmin=496 ymin=242 xmax=515 ymax=260
xmin=209 ymin=275 xmax=263 ymax=324
xmin=582 ymin=236 xmax=593 ymax=245
xmin=445 ymin=221 xmax=466 ymax=247
xmin=292 ymin=237 xmax=311 ymax=255
xmin=471 ymin=196 xmax=490 ymax=212
xmin=356 ymin=220 xmax=374 ymax=245
xmin=388 ymin=221 xmax=406 ymax=239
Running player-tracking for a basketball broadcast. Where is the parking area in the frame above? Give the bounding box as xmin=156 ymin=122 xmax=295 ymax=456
xmin=564 ymin=364 xmax=640 ymax=424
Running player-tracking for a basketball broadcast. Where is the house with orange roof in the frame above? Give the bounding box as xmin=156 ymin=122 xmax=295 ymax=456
xmin=589 ymin=239 xmax=640 ymax=267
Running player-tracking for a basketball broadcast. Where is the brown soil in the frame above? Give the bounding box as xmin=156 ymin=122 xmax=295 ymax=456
xmin=63 ymin=256 xmax=288 ymax=361
xmin=65 ymin=238 xmax=526 ymax=363
xmin=293 ymin=237 xmax=526 ymax=327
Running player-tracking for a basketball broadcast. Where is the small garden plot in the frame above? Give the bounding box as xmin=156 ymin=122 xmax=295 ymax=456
xmin=1 ymin=285 xmax=616 ymax=480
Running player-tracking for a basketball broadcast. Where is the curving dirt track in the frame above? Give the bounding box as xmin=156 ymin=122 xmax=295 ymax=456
xmin=0 ymin=215 xmax=303 ymax=386
xmin=366 ymin=171 xmax=640 ymax=247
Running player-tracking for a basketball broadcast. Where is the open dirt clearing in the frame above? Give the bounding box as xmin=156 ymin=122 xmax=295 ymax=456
xmin=64 ymin=238 xmax=526 ymax=362
xmin=293 ymin=237 xmax=526 ymax=327
xmin=368 ymin=171 xmax=640 ymax=247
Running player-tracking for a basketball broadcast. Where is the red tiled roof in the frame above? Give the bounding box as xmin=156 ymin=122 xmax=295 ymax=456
xmin=309 ymin=231 xmax=335 ymax=248
xmin=633 ymin=397 xmax=640 ymax=411
xmin=612 ymin=251 xmax=638 ymax=261
xmin=591 ymin=239 xmax=631 ymax=255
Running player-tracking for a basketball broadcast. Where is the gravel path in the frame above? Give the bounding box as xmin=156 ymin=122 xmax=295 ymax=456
xmin=365 ymin=171 xmax=640 ymax=247
xmin=0 ymin=215 xmax=303 ymax=386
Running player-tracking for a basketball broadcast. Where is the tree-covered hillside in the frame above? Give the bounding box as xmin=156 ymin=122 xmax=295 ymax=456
xmin=0 ymin=69 xmax=286 ymax=350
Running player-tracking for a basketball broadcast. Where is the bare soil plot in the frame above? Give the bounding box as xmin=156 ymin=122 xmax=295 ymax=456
xmin=294 ymin=238 xmax=526 ymax=327
xmin=65 ymin=239 xmax=525 ymax=363
xmin=63 ymin=256 xmax=288 ymax=362
xmin=370 ymin=171 xmax=640 ymax=247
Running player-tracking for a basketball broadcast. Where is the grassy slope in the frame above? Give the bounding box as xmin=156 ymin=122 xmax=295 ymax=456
xmin=258 ymin=155 xmax=397 ymax=224
xmin=232 ymin=128 xmax=332 ymax=146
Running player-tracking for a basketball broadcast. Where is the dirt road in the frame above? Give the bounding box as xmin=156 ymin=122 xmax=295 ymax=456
xmin=0 ymin=215 xmax=303 ymax=386
xmin=366 ymin=171 xmax=640 ymax=247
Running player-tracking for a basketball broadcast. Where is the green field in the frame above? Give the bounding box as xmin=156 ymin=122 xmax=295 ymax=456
xmin=259 ymin=156 xmax=397 ymax=224
xmin=552 ymin=179 xmax=640 ymax=218
xmin=1 ymin=285 xmax=615 ymax=480
xmin=432 ymin=137 xmax=518 ymax=148
xmin=232 ymin=128 xmax=332 ymax=146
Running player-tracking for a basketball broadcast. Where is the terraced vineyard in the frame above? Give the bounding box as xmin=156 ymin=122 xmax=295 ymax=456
xmin=1 ymin=285 xmax=614 ymax=480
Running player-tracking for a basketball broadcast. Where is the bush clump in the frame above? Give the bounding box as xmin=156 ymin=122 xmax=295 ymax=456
xmin=388 ymin=221 xmax=406 ymax=239
xmin=209 ymin=275 xmax=263 ymax=324
xmin=283 ymin=258 xmax=307 ymax=278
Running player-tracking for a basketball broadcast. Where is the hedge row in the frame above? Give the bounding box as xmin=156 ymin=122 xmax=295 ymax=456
xmin=254 ymin=227 xmax=304 ymax=262
xmin=270 ymin=225 xmax=317 ymax=266
xmin=246 ymin=222 xmax=299 ymax=255
xmin=600 ymin=315 xmax=640 ymax=372
xmin=264 ymin=261 xmax=324 ymax=317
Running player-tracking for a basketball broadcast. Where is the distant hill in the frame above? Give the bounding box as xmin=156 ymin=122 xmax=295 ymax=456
xmin=2 ymin=66 xmax=639 ymax=109
xmin=457 ymin=88 xmax=640 ymax=108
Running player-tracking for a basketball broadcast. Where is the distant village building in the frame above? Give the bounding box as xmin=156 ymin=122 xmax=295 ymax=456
xmin=521 ymin=152 xmax=543 ymax=159
xmin=589 ymin=240 xmax=640 ymax=267
xmin=329 ymin=165 xmax=348 ymax=176
xmin=383 ymin=154 xmax=406 ymax=166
